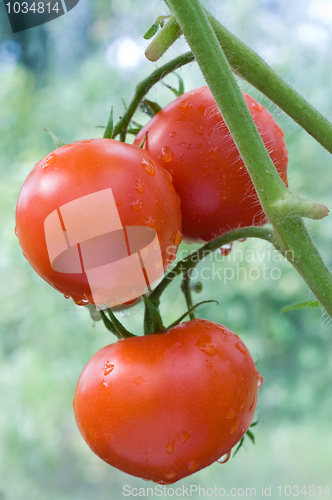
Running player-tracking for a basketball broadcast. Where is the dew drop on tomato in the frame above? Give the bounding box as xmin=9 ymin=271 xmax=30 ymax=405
xmin=235 ymin=342 xmax=247 ymax=355
xmin=166 ymin=439 xmax=175 ymax=454
xmin=102 ymin=361 xmax=115 ymax=376
xmin=161 ymin=146 xmax=173 ymax=163
xmin=257 ymin=372 xmax=264 ymax=387
xmin=217 ymin=242 xmax=233 ymax=256
xmin=43 ymin=152 xmax=57 ymax=168
xmin=195 ymin=335 xmax=218 ymax=356
xmin=142 ymin=158 xmax=155 ymax=176
xmin=73 ymin=298 xmax=90 ymax=306
xmin=164 ymin=470 xmax=176 ymax=480
xmin=226 ymin=408 xmax=235 ymax=419
xmin=230 ymin=419 xmax=239 ymax=435
xmin=187 ymin=461 xmax=198 ymax=471
xmin=172 ymin=229 xmax=183 ymax=246
xmin=217 ymin=450 xmax=232 ymax=464
xmin=130 ymin=200 xmax=143 ymax=212
xmin=135 ymin=179 xmax=145 ymax=194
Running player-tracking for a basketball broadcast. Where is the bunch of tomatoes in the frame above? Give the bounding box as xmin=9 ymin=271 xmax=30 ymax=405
xmin=15 ymin=86 xmax=288 ymax=483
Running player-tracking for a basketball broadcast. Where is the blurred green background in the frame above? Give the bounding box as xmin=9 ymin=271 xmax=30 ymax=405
xmin=1 ymin=0 xmax=332 ymax=498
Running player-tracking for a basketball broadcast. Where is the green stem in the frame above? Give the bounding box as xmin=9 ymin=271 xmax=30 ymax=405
xmin=165 ymin=0 xmax=332 ymax=318
xmin=207 ymin=12 xmax=332 ymax=156
xmin=146 ymin=13 xmax=332 ymax=157
xmin=103 ymin=107 xmax=114 ymax=139
xmin=106 ymin=309 xmax=135 ymax=338
xmin=112 ymin=51 xmax=194 ymax=141
xmin=181 ymin=272 xmax=195 ymax=320
xmin=145 ymin=15 xmax=182 ymax=62
xmin=142 ymin=295 xmax=165 ymax=333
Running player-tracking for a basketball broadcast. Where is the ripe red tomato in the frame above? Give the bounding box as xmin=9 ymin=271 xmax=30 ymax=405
xmin=134 ymin=86 xmax=288 ymax=242
xmin=73 ymin=319 xmax=262 ymax=483
xmin=15 ymin=139 xmax=182 ymax=305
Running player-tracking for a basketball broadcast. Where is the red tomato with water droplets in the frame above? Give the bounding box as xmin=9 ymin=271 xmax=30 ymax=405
xmin=134 ymin=86 xmax=288 ymax=242
xmin=73 ymin=319 xmax=262 ymax=483
xmin=15 ymin=139 xmax=182 ymax=305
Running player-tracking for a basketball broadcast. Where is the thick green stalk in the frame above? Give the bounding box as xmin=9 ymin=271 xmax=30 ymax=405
xmin=146 ymin=13 xmax=332 ymax=157
xmin=165 ymin=0 xmax=332 ymax=317
xmin=207 ymin=13 xmax=332 ymax=156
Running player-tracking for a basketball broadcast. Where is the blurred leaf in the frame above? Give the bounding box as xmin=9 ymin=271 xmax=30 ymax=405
xmin=281 ymin=300 xmax=320 ymax=314
xmin=143 ymin=23 xmax=159 ymax=40
xmin=43 ymin=128 xmax=65 ymax=148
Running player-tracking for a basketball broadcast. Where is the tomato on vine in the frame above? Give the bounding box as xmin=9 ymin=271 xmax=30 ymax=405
xmin=15 ymin=139 xmax=182 ymax=306
xmin=73 ymin=319 xmax=262 ymax=483
xmin=134 ymin=86 xmax=288 ymax=242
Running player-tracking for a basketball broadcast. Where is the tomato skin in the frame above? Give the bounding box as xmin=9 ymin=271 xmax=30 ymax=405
xmin=134 ymin=86 xmax=288 ymax=242
xmin=73 ymin=319 xmax=262 ymax=483
xmin=15 ymin=139 xmax=182 ymax=303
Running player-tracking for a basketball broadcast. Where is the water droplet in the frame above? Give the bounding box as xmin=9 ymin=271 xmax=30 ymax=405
xmin=142 ymin=158 xmax=155 ymax=176
xmin=144 ymin=215 xmax=156 ymax=229
xmin=62 ymin=144 xmax=72 ymax=149
xmin=164 ymin=471 xmax=176 ymax=480
xmin=73 ymin=298 xmax=89 ymax=306
xmin=230 ymin=419 xmax=239 ymax=435
xmin=161 ymin=146 xmax=173 ymax=163
xmin=181 ymin=431 xmax=190 ymax=443
xmin=249 ymin=396 xmax=256 ymax=412
xmin=208 ymin=146 xmax=220 ymax=159
xmin=14 ymin=227 xmax=18 ymax=237
xmin=64 ymin=294 xmax=71 ymax=299
xmin=177 ymin=100 xmax=192 ymax=112
xmin=120 ymin=309 xmax=130 ymax=317
xmin=166 ymin=439 xmax=175 ymax=454
xmin=130 ymin=200 xmax=143 ymax=211
xmin=169 ymin=131 xmax=177 ymax=138
xmin=135 ymin=376 xmax=145 ymax=386
xmin=195 ymin=335 xmax=217 ymax=356
xmin=102 ymin=361 xmax=115 ymax=376
xmin=172 ymin=229 xmax=183 ymax=246
xmin=205 ymin=359 xmax=213 ymax=369
xmin=102 ymin=379 xmax=109 ymax=388
xmin=226 ymin=408 xmax=235 ymax=419
xmin=217 ymin=242 xmax=233 ymax=256
xmin=196 ymin=125 xmax=204 ymax=136
xmin=81 ymin=140 xmax=93 ymax=143
xmin=135 ymin=179 xmax=145 ymax=194
xmin=217 ymin=450 xmax=232 ymax=464
xmin=198 ymin=105 xmax=206 ymax=116
xmin=187 ymin=461 xmax=198 ymax=471
xmin=235 ymin=342 xmax=247 ymax=355
xmin=238 ymin=238 xmax=247 ymax=243
xmin=257 ymin=372 xmax=263 ymax=388
xmin=43 ymin=152 xmax=57 ymax=168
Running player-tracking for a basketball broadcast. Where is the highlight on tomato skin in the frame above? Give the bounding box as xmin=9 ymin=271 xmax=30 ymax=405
xmin=15 ymin=138 xmax=182 ymax=307
xmin=73 ymin=319 xmax=263 ymax=484
xmin=134 ymin=86 xmax=288 ymax=242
